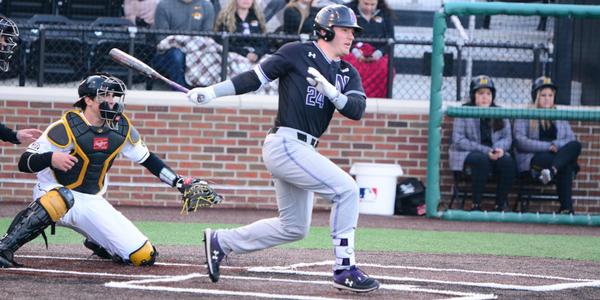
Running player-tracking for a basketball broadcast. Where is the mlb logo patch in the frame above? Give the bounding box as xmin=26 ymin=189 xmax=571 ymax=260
xmin=359 ymin=187 xmax=378 ymax=203
xmin=93 ymin=137 xmax=109 ymax=151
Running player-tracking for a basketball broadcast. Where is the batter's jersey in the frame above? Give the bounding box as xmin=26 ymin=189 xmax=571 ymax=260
xmin=255 ymin=41 xmax=366 ymax=138
xmin=26 ymin=110 xmax=150 ymax=195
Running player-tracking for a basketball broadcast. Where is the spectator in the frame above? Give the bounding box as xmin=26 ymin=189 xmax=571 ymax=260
xmin=123 ymin=0 xmax=159 ymax=28
xmin=0 ymin=15 xmax=43 ymax=144
xmin=344 ymin=0 xmax=394 ymax=98
xmin=513 ymin=76 xmax=581 ymax=214
xmin=152 ymin=0 xmax=215 ymax=89
xmin=282 ymin=0 xmax=315 ymax=34
xmin=214 ymin=0 xmax=267 ymax=63
xmin=448 ymin=75 xmax=516 ymax=212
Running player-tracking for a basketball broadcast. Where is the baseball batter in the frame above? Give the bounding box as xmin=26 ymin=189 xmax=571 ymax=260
xmin=0 ymin=73 xmax=219 ymax=268
xmin=187 ymin=4 xmax=379 ymax=293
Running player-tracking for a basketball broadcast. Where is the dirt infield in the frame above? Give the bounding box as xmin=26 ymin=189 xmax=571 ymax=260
xmin=1 ymin=205 xmax=600 ymax=299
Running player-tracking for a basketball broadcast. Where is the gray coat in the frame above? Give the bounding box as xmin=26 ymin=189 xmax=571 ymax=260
xmin=448 ymin=118 xmax=513 ymax=171
xmin=513 ymin=119 xmax=576 ymax=172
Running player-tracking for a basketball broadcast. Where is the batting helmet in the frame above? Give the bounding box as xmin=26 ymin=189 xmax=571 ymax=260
xmin=76 ymin=74 xmax=127 ymax=129
xmin=469 ymin=75 xmax=496 ymax=103
xmin=531 ymin=76 xmax=557 ymax=102
xmin=0 ymin=15 xmax=19 ymax=72
xmin=313 ymin=4 xmax=362 ymax=41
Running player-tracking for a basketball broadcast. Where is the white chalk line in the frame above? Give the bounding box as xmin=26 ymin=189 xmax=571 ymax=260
xmin=259 ymin=260 xmax=596 ymax=282
xmin=11 ymin=254 xmax=600 ymax=297
xmin=106 ymin=271 xmax=495 ymax=300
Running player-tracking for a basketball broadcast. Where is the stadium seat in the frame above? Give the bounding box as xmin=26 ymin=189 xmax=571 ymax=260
xmin=63 ymin=0 xmax=124 ymax=22
xmin=87 ymin=17 xmax=155 ymax=85
xmin=25 ymin=14 xmax=86 ymax=84
xmin=448 ymin=168 xmax=508 ymax=211
xmin=3 ymin=0 xmax=54 ymax=20
xmin=515 ymin=166 xmax=578 ymax=213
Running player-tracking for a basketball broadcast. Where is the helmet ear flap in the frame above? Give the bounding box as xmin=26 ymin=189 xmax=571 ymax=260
xmin=314 ymin=24 xmax=335 ymax=41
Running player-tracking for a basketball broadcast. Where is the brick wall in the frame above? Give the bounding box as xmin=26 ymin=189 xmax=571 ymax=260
xmin=0 ymin=88 xmax=598 ymax=213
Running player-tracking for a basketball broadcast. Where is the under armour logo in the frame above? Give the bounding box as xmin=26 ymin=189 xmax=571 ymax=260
xmin=341 ymin=68 xmax=349 ymax=73
xmin=212 ymin=250 xmax=220 ymax=261
xmin=345 ymin=278 xmax=354 ymax=287
xmin=308 ymin=52 xmax=316 ymax=59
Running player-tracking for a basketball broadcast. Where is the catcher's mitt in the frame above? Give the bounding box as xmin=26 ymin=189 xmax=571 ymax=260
xmin=176 ymin=177 xmax=223 ymax=213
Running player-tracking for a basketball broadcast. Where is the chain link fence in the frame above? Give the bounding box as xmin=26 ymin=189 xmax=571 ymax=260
xmin=0 ymin=12 xmax=555 ymax=102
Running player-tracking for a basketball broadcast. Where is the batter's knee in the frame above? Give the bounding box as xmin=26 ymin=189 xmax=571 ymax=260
xmin=282 ymin=224 xmax=310 ymax=241
xmin=37 ymin=187 xmax=74 ymax=222
xmin=129 ymin=240 xmax=158 ymax=267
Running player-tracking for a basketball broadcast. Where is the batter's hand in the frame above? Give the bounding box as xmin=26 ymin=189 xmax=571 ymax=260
xmin=187 ymin=86 xmax=216 ymax=105
xmin=16 ymin=128 xmax=43 ymax=144
xmin=51 ymin=152 xmax=78 ymax=172
xmin=306 ymin=67 xmax=340 ymax=100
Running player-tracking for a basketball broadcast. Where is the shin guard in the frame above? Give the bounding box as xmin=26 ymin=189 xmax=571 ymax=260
xmin=0 ymin=187 xmax=73 ymax=267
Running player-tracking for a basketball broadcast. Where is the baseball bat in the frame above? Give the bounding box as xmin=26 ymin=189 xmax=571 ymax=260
xmin=108 ymin=48 xmax=189 ymax=93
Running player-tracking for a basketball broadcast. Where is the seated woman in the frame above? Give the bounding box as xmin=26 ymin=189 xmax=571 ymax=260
xmin=345 ymin=0 xmax=394 ymax=98
xmin=214 ymin=0 xmax=267 ymax=63
xmin=282 ymin=0 xmax=315 ymax=35
xmin=513 ymin=76 xmax=581 ymax=214
xmin=449 ymin=75 xmax=516 ymax=212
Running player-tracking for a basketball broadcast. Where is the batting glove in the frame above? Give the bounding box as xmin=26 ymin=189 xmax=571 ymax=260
xmin=187 ymin=86 xmax=216 ymax=105
xmin=306 ymin=67 xmax=347 ymax=109
xmin=306 ymin=67 xmax=340 ymax=100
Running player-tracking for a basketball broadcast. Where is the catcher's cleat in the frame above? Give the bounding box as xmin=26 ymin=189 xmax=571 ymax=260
xmin=333 ymin=266 xmax=380 ymax=293
xmin=203 ymin=228 xmax=225 ymax=283
xmin=84 ymin=239 xmax=112 ymax=260
xmin=0 ymin=251 xmax=17 ymax=268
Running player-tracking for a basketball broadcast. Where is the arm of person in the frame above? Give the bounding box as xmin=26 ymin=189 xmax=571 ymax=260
xmin=492 ymin=119 xmax=513 ymax=152
xmin=201 ymin=1 xmax=216 ymax=32
xmin=282 ymin=7 xmax=302 ymax=34
xmin=18 ymin=125 xmax=77 ymax=173
xmin=452 ymin=118 xmax=493 ymax=153
xmin=553 ymin=120 xmax=576 ymax=149
xmin=513 ymin=119 xmax=552 ymax=152
xmin=119 ymin=125 xmax=182 ymax=188
xmin=0 ymin=122 xmax=20 ymax=144
xmin=187 ymin=43 xmax=295 ymax=104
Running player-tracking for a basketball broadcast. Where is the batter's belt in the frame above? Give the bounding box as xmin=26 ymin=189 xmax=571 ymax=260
xmin=268 ymin=127 xmax=319 ymax=148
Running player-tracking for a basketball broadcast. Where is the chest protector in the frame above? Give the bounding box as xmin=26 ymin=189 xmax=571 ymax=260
xmin=48 ymin=111 xmax=131 ymax=194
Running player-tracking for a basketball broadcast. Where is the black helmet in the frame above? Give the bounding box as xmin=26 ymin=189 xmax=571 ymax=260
xmin=531 ymin=76 xmax=557 ymax=102
xmin=0 ymin=15 xmax=19 ymax=72
xmin=76 ymin=74 xmax=127 ymax=129
xmin=469 ymin=75 xmax=496 ymax=103
xmin=313 ymin=4 xmax=362 ymax=41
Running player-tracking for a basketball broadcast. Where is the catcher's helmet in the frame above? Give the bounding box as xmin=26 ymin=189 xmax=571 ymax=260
xmin=76 ymin=74 xmax=127 ymax=129
xmin=313 ymin=4 xmax=362 ymax=41
xmin=469 ymin=75 xmax=496 ymax=103
xmin=0 ymin=15 xmax=19 ymax=72
xmin=531 ymin=76 xmax=557 ymax=102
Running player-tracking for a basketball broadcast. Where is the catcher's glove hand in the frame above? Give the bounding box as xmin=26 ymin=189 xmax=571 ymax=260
xmin=176 ymin=177 xmax=223 ymax=213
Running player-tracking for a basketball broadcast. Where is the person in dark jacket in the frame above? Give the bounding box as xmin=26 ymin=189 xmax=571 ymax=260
xmin=448 ymin=75 xmax=516 ymax=211
xmin=282 ymin=0 xmax=315 ymax=34
xmin=513 ymin=76 xmax=581 ymax=214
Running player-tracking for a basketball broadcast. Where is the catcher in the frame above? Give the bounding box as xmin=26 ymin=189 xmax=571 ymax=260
xmin=0 ymin=73 xmax=222 ymax=268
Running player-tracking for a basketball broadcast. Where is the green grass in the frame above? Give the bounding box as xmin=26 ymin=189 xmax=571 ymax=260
xmin=2 ymin=218 xmax=599 ymax=261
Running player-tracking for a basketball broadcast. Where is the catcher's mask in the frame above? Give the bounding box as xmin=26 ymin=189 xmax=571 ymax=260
xmin=76 ymin=74 xmax=127 ymax=130
xmin=0 ymin=15 xmax=19 ymax=72
xmin=469 ymin=75 xmax=496 ymax=104
xmin=531 ymin=76 xmax=557 ymax=102
xmin=313 ymin=4 xmax=362 ymax=42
